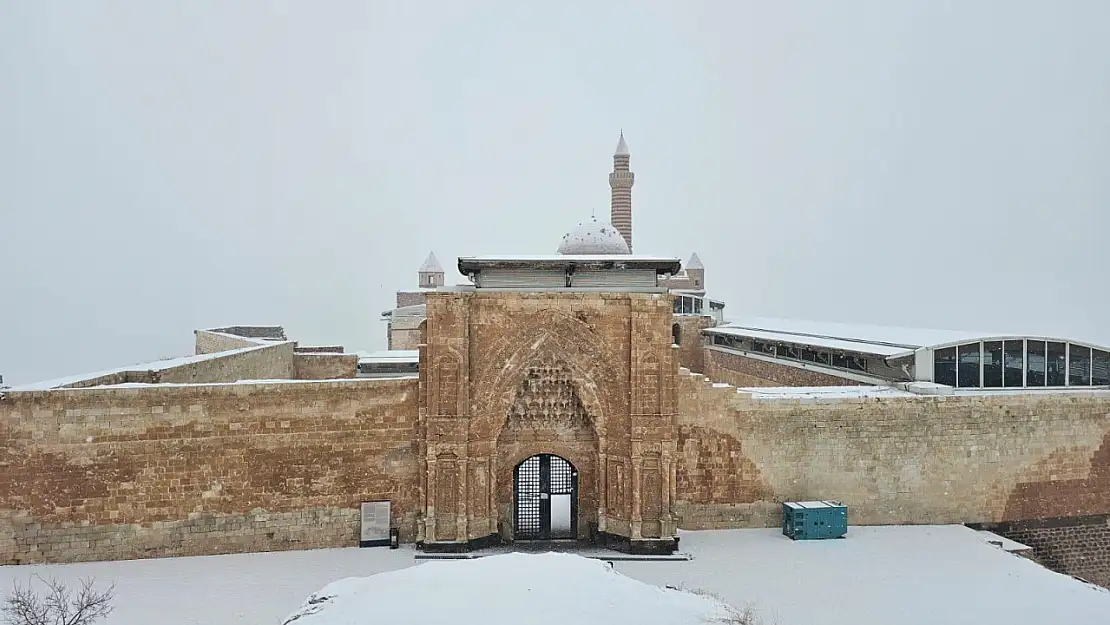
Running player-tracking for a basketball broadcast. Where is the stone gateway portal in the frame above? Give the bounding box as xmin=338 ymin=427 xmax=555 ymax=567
xmin=514 ymin=454 xmax=578 ymax=540
xmin=415 ymin=256 xmax=684 ymax=555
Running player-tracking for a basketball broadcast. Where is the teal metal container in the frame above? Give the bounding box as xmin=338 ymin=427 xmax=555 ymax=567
xmin=782 ymin=501 xmax=848 ymax=540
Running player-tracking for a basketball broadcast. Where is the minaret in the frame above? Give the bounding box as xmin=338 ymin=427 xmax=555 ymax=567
xmin=609 ymin=131 xmax=635 ymax=252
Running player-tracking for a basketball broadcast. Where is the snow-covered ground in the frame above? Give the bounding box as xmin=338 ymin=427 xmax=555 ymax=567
xmin=1 ymin=525 xmax=1106 ymax=625
xmin=281 ymin=552 xmax=731 ymax=625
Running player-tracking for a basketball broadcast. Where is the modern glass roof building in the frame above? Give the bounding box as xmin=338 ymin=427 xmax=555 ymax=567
xmin=705 ymin=318 xmax=1110 ymax=390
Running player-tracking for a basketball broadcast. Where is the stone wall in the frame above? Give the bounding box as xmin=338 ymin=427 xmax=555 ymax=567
xmin=158 ymin=343 xmax=295 ymax=384
xmin=671 ymin=316 xmax=716 ymax=374
xmin=396 ymin=291 xmax=426 ymax=308
xmin=293 ymin=353 xmax=358 ymax=380
xmin=388 ymin=310 xmax=426 ymax=351
xmin=195 ymin=330 xmax=263 ymax=355
xmin=38 ymin=343 xmax=296 ymax=391
xmin=973 ymin=515 xmax=1110 ymax=588
xmin=0 ymin=378 xmax=419 ymax=564
xmin=674 ymin=372 xmax=1110 ymax=530
xmin=703 ymin=347 xmax=863 ymax=388
xmin=389 ymin=327 xmax=422 ymax=351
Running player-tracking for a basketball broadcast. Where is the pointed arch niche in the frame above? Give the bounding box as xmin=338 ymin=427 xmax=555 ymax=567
xmin=495 ymin=356 xmax=599 ymax=540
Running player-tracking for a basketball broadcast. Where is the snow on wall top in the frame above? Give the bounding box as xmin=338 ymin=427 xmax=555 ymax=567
xmin=738 ymin=385 xmax=916 ymax=399
xmin=7 ymin=343 xmax=290 ymax=392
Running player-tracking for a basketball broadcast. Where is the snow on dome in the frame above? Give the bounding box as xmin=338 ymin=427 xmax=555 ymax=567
xmin=282 ymin=552 xmax=733 ymax=625
xmin=557 ymin=217 xmax=631 ymax=255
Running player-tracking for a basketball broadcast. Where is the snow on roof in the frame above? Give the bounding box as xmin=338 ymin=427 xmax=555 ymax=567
xmin=460 ymin=254 xmax=679 ymax=263
xmin=686 ymin=252 xmax=703 ymax=269
xmin=380 ymin=304 xmax=428 ymax=319
xmin=419 ymin=252 xmax=443 ymax=273
xmin=720 ymin=316 xmax=976 ymax=350
xmin=356 ymin=350 xmax=419 ymax=364
xmin=708 ymin=326 xmax=912 ymax=358
xmin=282 ymin=552 xmax=730 ymax=625
xmin=715 ymin=316 xmax=1110 ymax=358
xmin=614 ymin=130 xmax=630 ymax=156
xmin=6 ymin=343 xmax=290 ymax=392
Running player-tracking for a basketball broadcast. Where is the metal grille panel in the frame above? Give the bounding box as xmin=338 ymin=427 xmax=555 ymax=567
xmin=549 ymin=456 xmax=573 ymax=495
xmin=514 ymin=454 xmax=577 ymax=540
xmin=515 ymin=456 xmax=541 ymax=537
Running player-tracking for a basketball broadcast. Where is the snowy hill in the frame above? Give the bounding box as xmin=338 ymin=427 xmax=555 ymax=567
xmin=281 ymin=552 xmax=736 ymax=625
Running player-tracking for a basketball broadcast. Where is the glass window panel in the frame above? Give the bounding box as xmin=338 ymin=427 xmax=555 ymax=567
xmin=1069 ymin=344 xmax=1092 ymax=386
xmin=847 ymin=356 xmax=867 ymax=372
xmin=832 ymin=353 xmax=848 ymax=369
xmin=673 ymin=298 xmax=681 ymax=313
xmin=694 ymin=298 xmax=703 ymax=314
xmin=801 ymin=349 xmax=817 ymax=362
xmin=815 ymin=352 xmax=831 ymax=365
xmin=1003 ymin=340 xmax=1024 ymax=387
xmin=1093 ymin=350 xmax=1110 ymax=386
xmin=983 ymin=341 xmax=1003 ymax=388
xmin=1046 ymin=341 xmax=1067 ymax=386
xmin=1026 ymin=341 xmax=1046 ymax=386
xmin=957 ymin=343 xmax=981 ymax=388
xmin=934 ymin=347 xmax=957 ymax=386
xmin=782 ymin=346 xmax=800 ymax=360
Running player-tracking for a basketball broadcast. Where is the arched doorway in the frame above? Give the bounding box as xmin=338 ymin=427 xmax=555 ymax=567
xmin=514 ymin=454 xmax=578 ymax=540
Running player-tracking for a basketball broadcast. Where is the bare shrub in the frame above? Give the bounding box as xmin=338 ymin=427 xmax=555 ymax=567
xmin=1 ymin=576 xmax=114 ymax=625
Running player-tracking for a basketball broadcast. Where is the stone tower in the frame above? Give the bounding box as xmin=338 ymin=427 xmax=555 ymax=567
xmin=419 ymin=252 xmax=444 ymax=289
xmin=686 ymin=253 xmax=705 ymax=290
xmin=608 ymin=131 xmax=635 ymax=252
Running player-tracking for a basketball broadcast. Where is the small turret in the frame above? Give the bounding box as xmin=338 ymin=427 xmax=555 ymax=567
xmin=418 ymin=252 xmax=444 ymax=289
xmin=686 ymin=253 xmax=704 ymax=290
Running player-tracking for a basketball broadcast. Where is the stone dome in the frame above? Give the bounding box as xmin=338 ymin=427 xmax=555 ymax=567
xmin=557 ymin=217 xmax=631 ymax=255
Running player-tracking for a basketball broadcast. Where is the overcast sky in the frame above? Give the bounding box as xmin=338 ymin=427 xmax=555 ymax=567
xmin=2 ymin=1 xmax=1108 ymax=384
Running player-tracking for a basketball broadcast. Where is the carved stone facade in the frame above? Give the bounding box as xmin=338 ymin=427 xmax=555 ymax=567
xmin=415 ymin=290 xmax=679 ymax=553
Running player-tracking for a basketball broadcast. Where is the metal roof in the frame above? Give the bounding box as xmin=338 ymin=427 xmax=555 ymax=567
xmin=706 ymin=326 xmax=910 ymax=358
xmin=711 ymin=317 xmax=1110 ymax=360
xmin=458 ymin=255 xmax=681 ymax=275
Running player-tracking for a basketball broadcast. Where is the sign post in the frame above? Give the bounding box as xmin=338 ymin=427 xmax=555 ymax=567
xmin=360 ymin=500 xmax=391 ymax=547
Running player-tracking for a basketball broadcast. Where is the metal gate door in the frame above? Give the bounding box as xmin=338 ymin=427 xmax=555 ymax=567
xmin=514 ymin=454 xmax=577 ymax=540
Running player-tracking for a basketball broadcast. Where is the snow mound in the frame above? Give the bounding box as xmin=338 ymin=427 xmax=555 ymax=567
xmin=282 ymin=552 xmax=735 ymax=625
